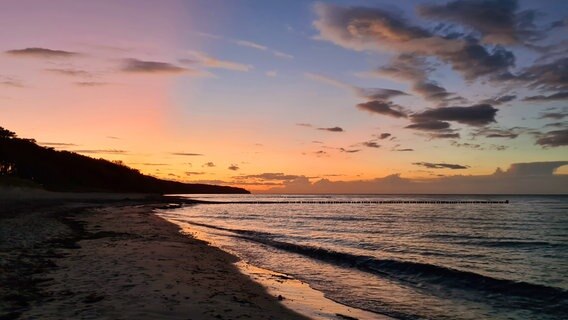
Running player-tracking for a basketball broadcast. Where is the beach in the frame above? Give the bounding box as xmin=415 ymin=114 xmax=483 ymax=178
xmin=0 ymin=193 xmax=308 ymax=320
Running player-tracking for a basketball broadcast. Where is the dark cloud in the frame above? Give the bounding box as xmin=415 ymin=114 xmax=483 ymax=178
xmin=171 ymin=153 xmax=203 ymax=156
xmin=450 ymin=141 xmax=482 ymax=149
xmin=413 ymin=162 xmax=469 ymax=169
xmin=228 ymin=164 xmax=240 ymax=171
xmin=406 ymin=120 xmax=451 ymax=131
xmin=472 ymin=127 xmax=520 ymax=139
xmin=515 ymin=57 xmax=568 ymax=92
xmin=412 ymin=80 xmax=463 ymax=104
xmin=411 ymin=104 xmax=498 ymax=126
xmin=314 ymin=4 xmax=515 ymax=80
xmin=45 ymin=68 xmax=91 ymax=77
xmin=418 ymin=0 xmax=539 ymax=45
xmin=237 ymin=173 xmax=303 ymax=181
xmin=523 ymin=91 xmax=568 ymax=102
xmin=376 ymin=54 xmax=431 ymax=82
xmin=536 ymin=129 xmax=568 ymax=147
xmin=356 ymin=100 xmax=407 ymax=118
xmin=362 ymin=141 xmax=381 ymax=148
xmin=439 ymin=43 xmax=515 ymax=81
xmin=185 ymin=171 xmax=205 ymax=176
xmin=427 ymin=132 xmax=461 ymax=139
xmin=539 ymin=112 xmax=567 ymax=120
xmin=318 ymin=126 xmax=344 ymax=132
xmin=504 ymin=161 xmax=568 ymax=175
xmin=378 ymin=133 xmax=391 ymax=140
xmin=394 ymin=148 xmax=414 ymax=152
xmin=339 ymin=148 xmax=360 ymax=153
xmin=268 ymin=162 xmax=568 ymax=194
xmin=5 ymin=47 xmax=78 ymax=58
xmin=481 ymin=95 xmax=516 ymax=105
xmin=121 ymin=59 xmax=187 ymax=74
xmin=202 ymin=162 xmax=216 ymax=167
xmin=356 ymin=87 xmax=409 ymax=100
xmin=39 ymin=142 xmax=78 ymax=147
xmin=74 ymin=149 xmax=127 ymax=154
xmin=544 ymin=122 xmax=568 ymax=128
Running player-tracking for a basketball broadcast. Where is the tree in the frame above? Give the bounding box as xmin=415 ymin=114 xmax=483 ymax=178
xmin=0 ymin=127 xmax=17 ymax=139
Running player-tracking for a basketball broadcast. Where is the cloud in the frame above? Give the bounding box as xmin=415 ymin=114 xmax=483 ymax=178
xmin=515 ymin=57 xmax=568 ymax=92
xmin=355 ymin=88 xmax=409 ymax=100
xmin=171 ymin=152 xmax=203 ymax=156
xmin=413 ymin=162 xmax=469 ymax=169
xmin=536 ymin=129 xmax=568 ymax=147
xmin=202 ymin=162 xmax=216 ymax=167
xmin=39 ymin=142 xmax=78 ymax=147
xmin=339 ymin=148 xmax=360 ymax=153
xmin=378 ymin=133 xmax=391 ymax=140
xmin=198 ymin=33 xmax=294 ymax=59
xmin=0 ymin=76 xmax=24 ymax=88
xmin=184 ymin=51 xmax=252 ymax=71
xmin=235 ymin=40 xmax=267 ymax=51
xmin=393 ymin=147 xmax=414 ymax=152
xmin=237 ymin=173 xmax=303 ymax=181
xmin=122 ymin=59 xmax=187 ymax=74
xmin=317 ymin=126 xmax=344 ymax=132
xmin=228 ymin=164 xmax=240 ymax=171
xmin=504 ymin=161 xmax=568 ymax=176
xmin=313 ymin=3 xmax=515 ymax=80
xmin=417 ymin=0 xmax=539 ymax=45
xmin=523 ymin=91 xmax=568 ymax=102
xmin=481 ymin=95 xmax=517 ymax=105
xmin=264 ymin=162 xmax=568 ymax=194
xmin=306 ymin=72 xmax=409 ymax=101
xmin=426 ymin=132 xmax=461 ymax=139
xmin=356 ymin=100 xmax=408 ymax=118
xmin=185 ymin=171 xmax=205 ymax=176
xmin=74 ymin=149 xmax=127 ymax=154
xmin=5 ymin=47 xmax=78 ymax=58
xmin=265 ymin=70 xmax=278 ymax=77
xmin=411 ymin=104 xmax=498 ymax=126
xmin=412 ymin=81 xmax=463 ymax=105
xmin=472 ymin=127 xmax=520 ymax=139
xmin=539 ymin=111 xmax=567 ymax=120
xmin=362 ymin=141 xmax=380 ymax=148
xmin=75 ymin=82 xmax=108 ymax=87
xmin=406 ymin=120 xmax=451 ymax=131
xmin=45 ymin=68 xmax=92 ymax=77
xmin=296 ymin=123 xmax=313 ymax=127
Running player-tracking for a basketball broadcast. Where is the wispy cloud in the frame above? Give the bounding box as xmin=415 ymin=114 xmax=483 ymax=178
xmin=196 ymin=32 xmax=294 ymax=59
xmin=413 ymin=162 xmax=469 ymax=169
xmin=5 ymin=47 xmax=79 ymax=58
xmin=183 ymin=51 xmax=252 ymax=72
xmin=171 ymin=152 xmax=203 ymax=156
xmin=121 ymin=59 xmax=188 ymax=74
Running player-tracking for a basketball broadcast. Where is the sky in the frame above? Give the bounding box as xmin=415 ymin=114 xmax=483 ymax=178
xmin=1 ymin=0 xmax=567 ymax=193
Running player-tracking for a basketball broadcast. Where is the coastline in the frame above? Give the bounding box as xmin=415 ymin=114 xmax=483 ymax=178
xmin=0 ymin=194 xmax=308 ymax=319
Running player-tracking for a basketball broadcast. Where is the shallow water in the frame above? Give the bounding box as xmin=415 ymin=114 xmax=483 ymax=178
xmin=159 ymin=194 xmax=568 ymax=320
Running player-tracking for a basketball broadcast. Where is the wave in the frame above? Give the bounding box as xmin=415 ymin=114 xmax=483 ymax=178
xmin=187 ymin=220 xmax=568 ymax=305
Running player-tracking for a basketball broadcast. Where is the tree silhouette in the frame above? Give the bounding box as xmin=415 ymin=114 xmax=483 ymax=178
xmin=0 ymin=126 xmax=248 ymax=194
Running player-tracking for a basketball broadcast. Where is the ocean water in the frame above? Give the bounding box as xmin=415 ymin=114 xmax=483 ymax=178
xmin=158 ymin=194 xmax=568 ymax=320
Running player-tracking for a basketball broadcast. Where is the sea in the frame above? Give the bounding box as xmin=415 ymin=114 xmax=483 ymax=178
xmin=158 ymin=194 xmax=568 ymax=320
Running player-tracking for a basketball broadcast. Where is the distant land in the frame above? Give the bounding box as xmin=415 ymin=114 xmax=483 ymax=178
xmin=0 ymin=127 xmax=249 ymax=194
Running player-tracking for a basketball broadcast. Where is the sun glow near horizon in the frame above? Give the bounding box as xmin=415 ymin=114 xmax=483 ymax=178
xmin=1 ymin=0 xmax=567 ymax=193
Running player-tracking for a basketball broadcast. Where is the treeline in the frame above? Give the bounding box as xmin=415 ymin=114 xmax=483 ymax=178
xmin=0 ymin=127 xmax=248 ymax=194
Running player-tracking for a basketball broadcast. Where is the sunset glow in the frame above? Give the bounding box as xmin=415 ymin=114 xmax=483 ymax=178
xmin=2 ymin=0 xmax=567 ymax=193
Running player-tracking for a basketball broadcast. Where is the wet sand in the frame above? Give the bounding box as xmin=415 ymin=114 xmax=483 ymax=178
xmin=0 ymin=195 xmax=308 ymax=319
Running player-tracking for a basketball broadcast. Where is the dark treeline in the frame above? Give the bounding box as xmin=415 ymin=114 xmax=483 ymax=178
xmin=0 ymin=127 xmax=248 ymax=194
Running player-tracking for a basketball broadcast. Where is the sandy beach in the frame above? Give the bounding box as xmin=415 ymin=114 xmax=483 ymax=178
xmin=0 ymin=193 xmax=308 ymax=320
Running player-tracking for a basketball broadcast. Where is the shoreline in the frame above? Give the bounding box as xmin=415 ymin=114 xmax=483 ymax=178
xmin=160 ymin=206 xmax=390 ymax=320
xmin=0 ymin=195 xmax=308 ymax=319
